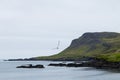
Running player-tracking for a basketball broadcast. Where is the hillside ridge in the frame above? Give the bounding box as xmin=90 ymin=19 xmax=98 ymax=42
xmin=37 ymin=32 xmax=120 ymax=62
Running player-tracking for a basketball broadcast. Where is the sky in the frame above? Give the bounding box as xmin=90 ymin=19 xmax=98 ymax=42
xmin=0 ymin=0 xmax=120 ymax=59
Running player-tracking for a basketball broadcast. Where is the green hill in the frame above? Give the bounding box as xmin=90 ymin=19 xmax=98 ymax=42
xmin=36 ymin=32 xmax=120 ymax=62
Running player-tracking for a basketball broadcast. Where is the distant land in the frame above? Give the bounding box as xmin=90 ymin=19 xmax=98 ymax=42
xmin=8 ymin=32 xmax=120 ymax=62
xmin=35 ymin=32 xmax=120 ymax=62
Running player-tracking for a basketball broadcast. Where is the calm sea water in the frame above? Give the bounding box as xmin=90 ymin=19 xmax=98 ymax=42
xmin=0 ymin=60 xmax=120 ymax=80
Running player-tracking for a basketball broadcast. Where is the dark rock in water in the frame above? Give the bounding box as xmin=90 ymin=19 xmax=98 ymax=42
xmin=48 ymin=63 xmax=66 ymax=67
xmin=48 ymin=62 xmax=84 ymax=67
xmin=16 ymin=64 xmax=32 ymax=68
xmin=48 ymin=59 xmax=120 ymax=70
xmin=33 ymin=64 xmax=45 ymax=68
xmin=66 ymin=63 xmax=83 ymax=67
xmin=16 ymin=64 xmax=44 ymax=68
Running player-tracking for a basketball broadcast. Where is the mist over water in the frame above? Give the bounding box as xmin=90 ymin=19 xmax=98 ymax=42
xmin=0 ymin=61 xmax=120 ymax=80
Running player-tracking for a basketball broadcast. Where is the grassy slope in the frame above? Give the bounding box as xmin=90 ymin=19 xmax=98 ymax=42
xmin=97 ymin=36 xmax=120 ymax=62
xmin=37 ymin=32 xmax=120 ymax=62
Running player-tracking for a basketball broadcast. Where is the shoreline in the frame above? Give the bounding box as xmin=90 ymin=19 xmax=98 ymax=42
xmin=5 ymin=58 xmax=120 ymax=71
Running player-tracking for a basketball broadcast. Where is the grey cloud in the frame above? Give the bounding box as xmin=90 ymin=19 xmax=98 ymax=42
xmin=0 ymin=0 xmax=120 ymax=58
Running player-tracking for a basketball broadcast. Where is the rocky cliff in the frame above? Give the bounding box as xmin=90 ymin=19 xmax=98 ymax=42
xmin=37 ymin=32 xmax=120 ymax=62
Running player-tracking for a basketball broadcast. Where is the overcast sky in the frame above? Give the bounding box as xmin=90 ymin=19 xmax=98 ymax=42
xmin=0 ymin=0 xmax=120 ymax=59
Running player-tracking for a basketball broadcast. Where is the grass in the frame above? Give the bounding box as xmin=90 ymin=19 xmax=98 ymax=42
xmin=37 ymin=32 xmax=120 ymax=62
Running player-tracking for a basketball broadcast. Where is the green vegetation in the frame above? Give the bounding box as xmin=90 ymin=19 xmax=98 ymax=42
xmin=36 ymin=32 xmax=120 ymax=62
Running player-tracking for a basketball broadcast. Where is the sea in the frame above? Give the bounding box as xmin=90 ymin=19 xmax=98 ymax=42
xmin=0 ymin=60 xmax=120 ymax=80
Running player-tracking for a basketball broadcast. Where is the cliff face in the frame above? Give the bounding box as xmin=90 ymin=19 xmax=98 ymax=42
xmin=69 ymin=32 xmax=118 ymax=48
xmin=37 ymin=32 xmax=120 ymax=62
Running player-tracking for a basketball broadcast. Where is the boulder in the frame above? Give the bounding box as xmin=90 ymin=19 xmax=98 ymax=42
xmin=48 ymin=63 xmax=66 ymax=67
xmin=48 ymin=62 xmax=83 ymax=67
xmin=66 ymin=63 xmax=83 ymax=67
xmin=16 ymin=64 xmax=44 ymax=68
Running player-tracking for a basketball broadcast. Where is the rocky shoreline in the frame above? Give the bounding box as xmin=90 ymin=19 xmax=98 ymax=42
xmin=48 ymin=58 xmax=120 ymax=71
xmin=6 ymin=57 xmax=120 ymax=71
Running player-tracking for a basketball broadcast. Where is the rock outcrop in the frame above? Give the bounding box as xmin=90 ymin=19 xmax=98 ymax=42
xmin=16 ymin=64 xmax=44 ymax=68
xmin=48 ymin=59 xmax=120 ymax=70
